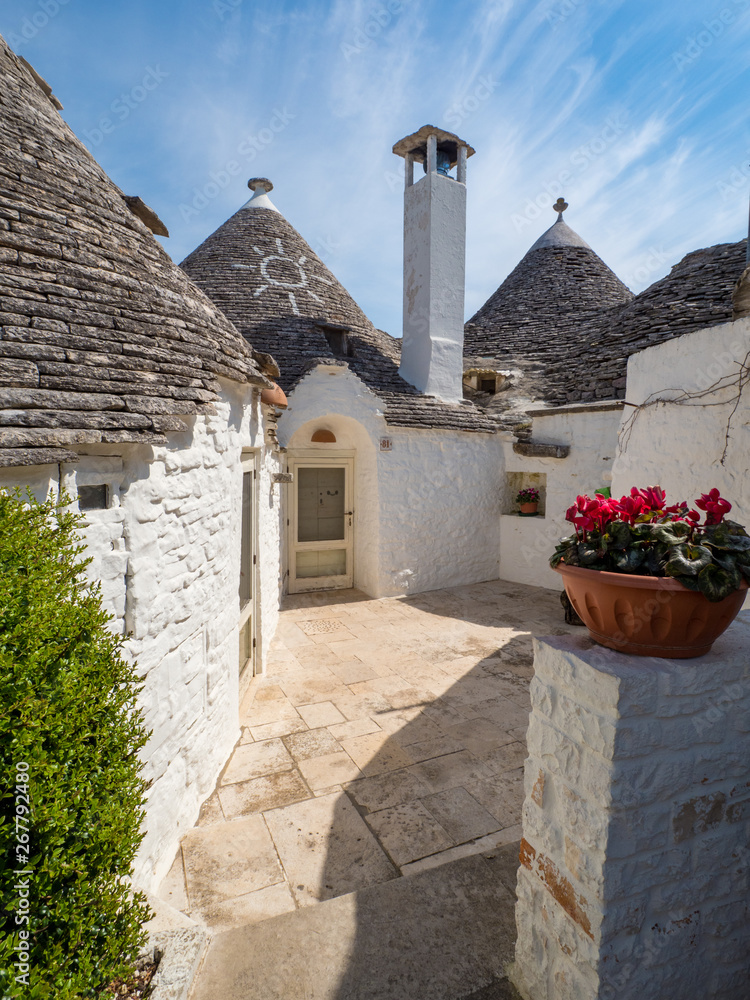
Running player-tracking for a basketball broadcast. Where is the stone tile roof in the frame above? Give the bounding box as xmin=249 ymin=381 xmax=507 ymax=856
xmin=462 ymin=220 xmax=632 ymax=425
xmin=554 ymin=239 xmax=748 ymax=406
xmin=181 ymin=194 xmax=496 ymax=434
xmin=463 ymin=209 xmax=747 ymax=413
xmin=0 ymin=36 xmax=269 ymax=469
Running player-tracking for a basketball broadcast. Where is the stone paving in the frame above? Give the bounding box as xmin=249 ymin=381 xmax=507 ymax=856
xmin=157 ymin=579 xmax=578 ymax=934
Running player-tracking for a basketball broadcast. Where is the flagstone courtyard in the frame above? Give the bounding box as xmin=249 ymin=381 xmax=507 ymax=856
xmin=154 ymin=579 xmax=580 ymax=997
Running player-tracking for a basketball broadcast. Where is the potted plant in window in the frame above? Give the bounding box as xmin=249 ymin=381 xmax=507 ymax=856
xmin=550 ymin=486 xmax=749 ymax=658
xmin=516 ymin=486 xmax=540 ymax=516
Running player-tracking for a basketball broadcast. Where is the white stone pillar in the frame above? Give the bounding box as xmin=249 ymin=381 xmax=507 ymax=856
xmin=457 ymin=144 xmax=467 ymax=184
xmin=511 ymin=626 xmax=750 ymax=1000
xmin=426 ymin=133 xmax=437 ymax=175
xmin=405 ymin=153 xmax=414 ymax=189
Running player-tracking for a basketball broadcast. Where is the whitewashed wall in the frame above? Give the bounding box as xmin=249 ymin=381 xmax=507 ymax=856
xmin=613 ymin=316 xmax=750 ymax=526
xmin=514 ymin=628 xmax=750 ymax=1000
xmin=0 ymin=462 xmax=58 ymax=502
xmin=377 ymin=423 xmax=501 ymax=595
xmin=281 ymin=364 xmax=502 ymax=597
xmin=0 ymin=381 xmax=284 ymax=891
xmin=499 ymin=404 xmax=622 ymax=590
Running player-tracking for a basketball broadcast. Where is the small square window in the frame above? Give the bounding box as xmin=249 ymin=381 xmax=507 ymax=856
xmin=479 ymin=377 xmax=496 ymax=394
xmin=78 ymin=484 xmax=108 ymax=510
xmin=322 ymin=327 xmax=352 ymax=358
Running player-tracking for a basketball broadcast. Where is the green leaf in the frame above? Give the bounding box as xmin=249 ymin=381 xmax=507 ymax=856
xmin=665 ymin=543 xmax=713 ymax=577
xmin=550 ymin=542 xmax=578 ymax=569
xmin=602 ymin=521 xmax=633 ymax=551
xmin=651 ymin=522 xmax=692 ymax=546
xmin=577 ymin=542 xmax=604 ymax=567
xmin=713 ymin=555 xmax=742 ymax=591
xmin=703 ymin=522 xmax=750 ymax=551
xmin=611 ymin=548 xmax=646 ymax=573
xmin=644 ymin=544 xmax=669 ymax=575
xmin=671 ymin=573 xmax=703 ymax=592
xmin=697 ymin=563 xmax=740 ymax=602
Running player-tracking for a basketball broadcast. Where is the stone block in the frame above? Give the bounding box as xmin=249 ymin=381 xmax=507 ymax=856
xmin=526 ymin=716 xmax=614 ymax=805
xmin=512 ymin=631 xmax=750 ymax=1000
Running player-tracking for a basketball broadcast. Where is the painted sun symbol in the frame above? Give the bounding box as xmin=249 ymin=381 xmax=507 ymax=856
xmin=232 ymin=237 xmax=334 ymax=316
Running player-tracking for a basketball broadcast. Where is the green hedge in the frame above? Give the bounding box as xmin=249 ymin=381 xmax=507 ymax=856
xmin=0 ymin=489 xmax=151 ymax=999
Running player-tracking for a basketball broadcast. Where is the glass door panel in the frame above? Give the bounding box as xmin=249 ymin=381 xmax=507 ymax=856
xmin=297 ymin=467 xmax=345 ymax=542
xmin=290 ymin=459 xmax=353 ymax=593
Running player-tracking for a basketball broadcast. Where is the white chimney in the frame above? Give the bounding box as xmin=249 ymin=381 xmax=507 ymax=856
xmin=393 ymin=125 xmax=474 ymax=403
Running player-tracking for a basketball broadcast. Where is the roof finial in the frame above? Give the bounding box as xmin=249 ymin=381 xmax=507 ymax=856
xmin=241 ymin=177 xmax=279 ymax=213
xmin=553 ymin=197 xmax=568 ymax=220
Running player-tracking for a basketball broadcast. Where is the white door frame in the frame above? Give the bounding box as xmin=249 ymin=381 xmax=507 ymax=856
xmin=288 ymin=450 xmax=354 ymax=594
xmin=239 ymin=451 xmax=260 ymax=691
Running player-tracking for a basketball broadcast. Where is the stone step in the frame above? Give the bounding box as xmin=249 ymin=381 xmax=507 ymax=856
xmin=189 ymin=845 xmax=523 ymax=1000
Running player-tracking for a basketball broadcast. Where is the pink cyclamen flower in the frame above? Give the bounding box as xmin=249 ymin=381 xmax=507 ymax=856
xmin=634 ymin=485 xmax=666 ymax=511
xmin=695 ymin=488 xmax=732 ymax=525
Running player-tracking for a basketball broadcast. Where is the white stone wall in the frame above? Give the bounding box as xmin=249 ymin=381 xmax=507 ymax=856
xmin=613 ymin=316 xmax=750 ymax=528
xmin=281 ymin=365 xmax=502 ymax=597
xmin=499 ymin=404 xmax=622 ymax=590
xmin=123 ymin=382 xmax=283 ymax=887
xmin=0 ymin=382 xmax=284 ymax=891
xmin=0 ymin=462 xmax=58 ymax=502
xmin=512 ymin=629 xmax=750 ymax=1000
xmin=377 ymin=423 xmax=501 ymax=596
xmin=64 ymin=457 xmax=129 ymax=630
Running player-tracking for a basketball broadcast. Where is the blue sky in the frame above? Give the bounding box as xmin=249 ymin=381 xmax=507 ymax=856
xmin=3 ymin=0 xmax=750 ymax=335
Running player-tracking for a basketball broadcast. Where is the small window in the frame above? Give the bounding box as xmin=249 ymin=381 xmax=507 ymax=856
xmin=78 ymin=484 xmax=108 ymax=510
xmin=322 ymin=327 xmax=352 ymax=358
xmin=479 ymin=377 xmax=496 ymax=394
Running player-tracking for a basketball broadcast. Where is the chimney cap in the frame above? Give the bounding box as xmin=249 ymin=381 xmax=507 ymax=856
xmin=392 ymin=125 xmax=475 ymax=167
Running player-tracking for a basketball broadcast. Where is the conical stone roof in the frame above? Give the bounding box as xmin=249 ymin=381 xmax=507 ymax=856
xmin=181 ymin=184 xmax=496 ymax=433
xmin=0 ymin=35 xmax=269 ymax=468
xmin=464 ymin=212 xmax=633 ymax=364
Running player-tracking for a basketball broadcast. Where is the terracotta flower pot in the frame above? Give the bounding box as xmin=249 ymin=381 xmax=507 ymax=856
xmin=556 ymin=562 xmax=747 ymax=659
xmin=519 ymin=502 xmax=539 ymax=515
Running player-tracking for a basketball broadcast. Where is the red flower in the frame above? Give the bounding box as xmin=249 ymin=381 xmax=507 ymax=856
xmin=695 ymin=488 xmax=732 ymax=525
xmin=617 ymin=494 xmax=646 ymax=524
xmin=633 ymin=485 xmax=666 ymax=511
